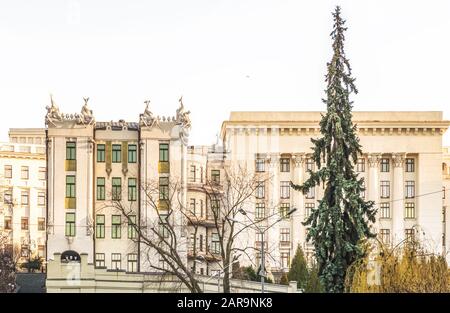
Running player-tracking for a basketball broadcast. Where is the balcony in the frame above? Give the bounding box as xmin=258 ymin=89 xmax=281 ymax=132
xmin=158 ymin=161 xmax=170 ymax=174
xmin=65 ymin=160 xmax=76 ymax=171
xmin=279 ymin=241 xmax=291 ymax=248
xmin=186 ymin=214 xmax=218 ymax=228
xmin=65 ymin=197 xmax=76 ymax=209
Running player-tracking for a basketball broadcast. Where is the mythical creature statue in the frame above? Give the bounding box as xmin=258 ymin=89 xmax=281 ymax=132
xmin=176 ymin=96 xmax=191 ymax=129
xmin=78 ymin=97 xmax=95 ymax=125
xmin=45 ymin=94 xmax=63 ymax=125
xmin=140 ymin=100 xmax=159 ymax=128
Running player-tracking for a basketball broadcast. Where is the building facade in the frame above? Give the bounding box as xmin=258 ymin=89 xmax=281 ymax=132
xmin=0 ymin=128 xmax=47 ymax=268
xmin=443 ymin=147 xmax=450 ymax=258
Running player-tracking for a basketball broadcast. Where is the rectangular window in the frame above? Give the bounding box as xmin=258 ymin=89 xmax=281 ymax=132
xmin=65 ymin=213 xmax=75 ymax=237
xmin=306 ymin=158 xmax=314 ymax=171
xmin=279 ymin=203 xmax=290 ymax=218
xmin=127 ymin=254 xmax=138 ymax=272
xmin=38 ymin=217 xmax=45 ymax=231
xmin=66 ymin=142 xmax=76 ymax=160
xmin=159 ymin=177 xmax=169 ymax=200
xmin=97 ymin=177 xmax=106 ymax=200
xmin=360 ymin=181 xmax=366 ymax=198
xmin=443 ymin=187 xmax=446 ymax=200
xmin=111 ymin=253 xmax=121 ymax=270
xmin=159 ymin=214 xmax=170 ymax=238
xmin=38 ymin=167 xmax=46 ymax=180
xmin=405 ymin=181 xmax=415 ymax=198
xmin=305 ymin=203 xmax=314 ymax=219
xmin=96 ymin=215 xmax=105 ymax=239
xmin=159 ymin=143 xmax=169 ymax=162
xmin=405 ymin=229 xmax=415 ymax=241
xmin=210 ymin=199 xmax=220 ymax=216
xmin=210 ymin=233 xmax=220 ymax=254
xmin=4 ymin=216 xmax=12 ymax=230
xmin=21 ymin=190 xmax=29 ymax=206
xmin=4 ymin=189 xmax=12 ymax=204
xmin=306 ymin=187 xmax=315 ymax=199
xmin=128 ymin=178 xmax=137 ymax=201
xmin=112 ymin=177 xmax=122 ymax=201
xmin=95 ymin=253 xmax=105 ymax=267
xmin=189 ymin=198 xmax=197 ymax=216
xmin=128 ymin=144 xmax=137 ymax=163
xmin=97 ymin=144 xmax=105 ymax=162
xmin=256 ymin=181 xmax=265 ymax=199
xmin=405 ymin=158 xmax=415 ymax=172
xmin=405 ymin=203 xmax=415 ymax=219
xmin=281 ymin=252 xmax=290 ymax=269
xmin=380 ymin=181 xmax=390 ymax=198
xmin=356 ymin=158 xmax=365 ymax=172
xmin=280 ymin=158 xmax=290 ymax=172
xmin=256 ymin=158 xmax=265 ymax=172
xmin=21 ymin=217 xmax=29 ymax=230
xmin=21 ymin=166 xmax=29 ymax=180
xmin=280 ymin=181 xmax=290 ymax=199
xmin=189 ymin=165 xmax=196 ymax=183
xmin=111 ymin=215 xmax=121 ymax=239
xmin=380 ymin=202 xmax=390 ymax=219
xmin=256 ymin=203 xmax=265 ymax=220
xmin=199 ymin=234 xmax=204 ymax=252
xmin=128 ymin=215 xmax=137 ymax=239
xmin=66 ymin=175 xmax=76 ymax=198
xmin=211 ymin=170 xmax=220 ymax=183
xmin=381 ymin=158 xmax=390 ymax=172
xmin=4 ymin=165 xmax=12 ymax=179
xmin=112 ymin=144 xmax=122 ymax=163
xmin=280 ymin=228 xmax=290 ymax=243
xmin=380 ymin=229 xmax=391 ymax=244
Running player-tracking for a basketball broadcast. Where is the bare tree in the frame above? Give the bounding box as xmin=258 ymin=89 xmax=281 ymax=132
xmin=0 ymin=234 xmax=17 ymax=293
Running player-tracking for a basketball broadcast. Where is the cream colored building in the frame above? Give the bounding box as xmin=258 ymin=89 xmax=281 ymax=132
xmin=0 ymin=128 xmax=47 ymax=267
xmin=443 ymin=146 xmax=450 ymax=258
xmin=221 ymin=111 xmax=450 ymax=278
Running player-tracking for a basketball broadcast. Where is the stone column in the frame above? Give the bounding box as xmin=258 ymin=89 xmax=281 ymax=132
xmin=392 ymin=153 xmax=406 ymax=244
xmin=368 ymin=154 xmax=381 ymax=231
xmin=291 ymin=153 xmax=305 ymax=252
xmin=267 ymin=153 xmax=280 ymax=271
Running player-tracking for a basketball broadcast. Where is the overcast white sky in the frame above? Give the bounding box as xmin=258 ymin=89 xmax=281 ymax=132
xmin=0 ymin=0 xmax=449 ymax=145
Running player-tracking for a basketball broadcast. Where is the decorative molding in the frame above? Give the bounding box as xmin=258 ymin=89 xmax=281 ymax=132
xmin=368 ymin=153 xmax=382 ymax=168
xmin=393 ymin=153 xmax=406 ymax=168
xmin=292 ymin=153 xmax=305 ymax=168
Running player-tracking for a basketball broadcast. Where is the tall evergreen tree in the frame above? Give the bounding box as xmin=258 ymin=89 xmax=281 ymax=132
xmin=287 ymin=245 xmax=309 ymax=289
xmin=291 ymin=6 xmax=377 ymax=293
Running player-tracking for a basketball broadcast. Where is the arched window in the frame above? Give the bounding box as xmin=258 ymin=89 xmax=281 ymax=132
xmin=60 ymin=250 xmax=81 ymax=263
xmin=443 ymin=163 xmax=448 ymax=174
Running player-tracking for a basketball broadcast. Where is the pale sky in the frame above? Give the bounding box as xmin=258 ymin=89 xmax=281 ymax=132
xmin=0 ymin=0 xmax=449 ymax=146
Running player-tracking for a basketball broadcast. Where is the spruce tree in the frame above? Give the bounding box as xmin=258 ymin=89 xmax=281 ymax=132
xmin=291 ymin=6 xmax=377 ymax=293
xmin=287 ymin=245 xmax=309 ymax=289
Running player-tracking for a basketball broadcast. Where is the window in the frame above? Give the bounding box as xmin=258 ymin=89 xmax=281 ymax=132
xmin=443 ymin=187 xmax=446 ymax=200
xmin=159 ymin=143 xmax=169 ymax=162
xmin=66 ymin=175 xmax=76 ymax=198
xmin=405 ymin=203 xmax=415 ymax=219
xmin=256 ymin=203 xmax=265 ymax=220
xmin=38 ymin=245 xmax=45 ymax=258
xmin=112 ymin=144 xmax=121 ymax=163
xmin=95 ymin=253 xmax=105 ymax=267
xmin=380 ymin=229 xmax=391 ymax=244
xmin=4 ymin=165 xmax=12 ymax=179
xmin=128 ymin=215 xmax=137 ymax=239
xmin=356 ymin=158 xmax=365 ymax=172
xmin=306 ymin=187 xmax=315 ymax=199
xmin=210 ymin=233 xmax=220 ymax=254
xmin=159 ymin=177 xmax=169 ymax=200
xmin=21 ymin=166 xmax=29 ymax=180
xmin=4 ymin=189 xmax=12 ymax=205
xmin=111 ymin=253 xmax=121 ymax=270
xmin=280 ymin=181 xmax=290 ymax=199
xmin=111 ymin=215 xmax=121 ymax=239
xmin=189 ymin=165 xmax=196 ymax=182
xmin=406 ymin=158 xmax=415 ymax=172
xmin=21 ymin=245 xmax=29 ymax=258
xmin=96 ymin=215 xmax=105 ymax=238
xmin=256 ymin=181 xmax=265 ymax=199
xmin=4 ymin=216 xmax=12 ymax=230
xmin=306 ymin=158 xmax=314 ymax=171
xmin=281 ymin=252 xmax=290 ymax=269
xmin=128 ymin=144 xmax=137 ymax=163
xmin=66 ymin=142 xmax=76 ymax=160
xmin=200 ymin=167 xmax=204 ymax=183
xmin=256 ymin=232 xmax=265 ymax=244
xmin=190 ymin=198 xmax=197 ymax=216
xmin=128 ymin=178 xmax=137 ymax=201
xmin=380 ymin=202 xmax=390 ymax=219
xmin=380 ymin=181 xmax=390 ymax=198
xmin=127 ymin=254 xmax=138 ymax=272
xmin=279 ymin=203 xmax=290 ymax=218
xmin=65 ymin=213 xmax=75 ymax=236
xmin=305 ymin=203 xmax=314 ymax=218
xmin=21 ymin=217 xmax=29 ymax=230
xmin=97 ymin=144 xmax=105 ymax=162
xmin=38 ymin=167 xmax=46 ymax=181
xmin=280 ymin=228 xmax=290 ymax=243
xmin=38 ymin=218 xmax=45 ymax=231
xmin=97 ymin=177 xmax=105 ymax=200
xmin=21 ymin=190 xmax=29 ymax=206
xmin=211 ymin=170 xmax=220 ymax=183
xmin=280 ymin=158 xmax=290 ymax=172
xmin=405 ymin=228 xmax=415 ymax=241
xmin=256 ymin=158 xmax=265 ymax=172
xmin=381 ymin=158 xmax=390 ymax=172
xmin=210 ymin=199 xmax=220 ymax=216
xmin=360 ymin=181 xmax=366 ymax=198
xmin=159 ymin=214 xmax=170 ymax=239
xmin=199 ymin=234 xmax=204 ymax=252
xmin=405 ymin=181 xmax=415 ymax=198
xmin=112 ymin=177 xmax=122 ymax=201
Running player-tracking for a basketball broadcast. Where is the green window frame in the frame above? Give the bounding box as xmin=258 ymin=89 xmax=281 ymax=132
xmin=112 ymin=144 xmax=122 ymax=163
xmin=112 ymin=177 xmax=122 ymax=201
xmin=128 ymin=144 xmax=137 ymax=163
xmin=66 ymin=142 xmax=76 ymax=160
xmin=96 ymin=215 xmax=105 ymax=238
xmin=159 ymin=177 xmax=169 ymax=200
xmin=66 ymin=175 xmax=76 ymax=198
xmin=128 ymin=178 xmax=137 ymax=201
xmin=128 ymin=215 xmax=137 ymax=239
xmin=111 ymin=215 xmax=121 ymax=239
xmin=65 ymin=213 xmax=76 ymax=237
xmin=159 ymin=143 xmax=169 ymax=162
xmin=211 ymin=170 xmax=220 ymax=183
xmin=97 ymin=177 xmax=105 ymax=200
xmin=97 ymin=144 xmax=105 ymax=162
